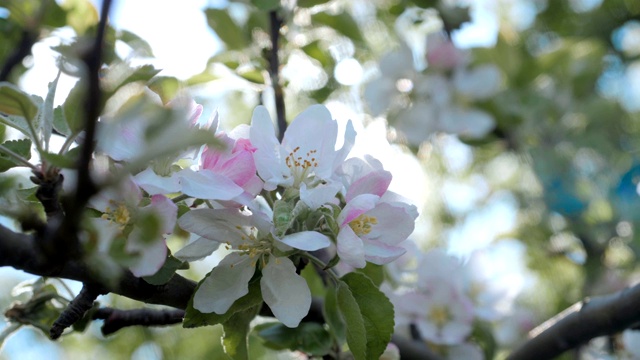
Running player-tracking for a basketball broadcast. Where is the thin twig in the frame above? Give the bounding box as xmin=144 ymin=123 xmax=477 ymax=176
xmin=268 ymin=10 xmax=287 ymax=141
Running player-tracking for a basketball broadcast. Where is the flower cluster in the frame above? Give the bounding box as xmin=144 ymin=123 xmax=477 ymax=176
xmin=92 ymin=97 xmax=418 ymax=328
xmin=385 ymin=245 xmax=527 ymax=359
xmin=365 ymin=9 xmax=502 ymax=145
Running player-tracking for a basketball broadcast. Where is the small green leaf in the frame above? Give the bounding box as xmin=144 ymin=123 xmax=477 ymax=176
xmin=323 ymin=285 xmax=346 ymax=344
xmin=40 ymin=147 xmax=80 ymax=169
xmin=205 ymin=9 xmax=249 ymax=50
xmin=221 ymin=304 xmax=261 ymax=360
xmin=40 ymin=72 xmax=60 ymax=151
xmin=53 ymin=106 xmax=72 ymax=137
xmin=148 ymin=76 xmax=180 ymax=105
xmin=0 ymin=139 xmax=32 ymax=172
xmin=341 ymin=272 xmax=394 ymax=360
xmin=237 ymin=69 xmax=265 ymax=84
xmin=118 ymin=29 xmax=154 ymax=57
xmin=311 ymin=12 xmax=364 ymax=45
xmin=63 ymin=80 xmax=87 ymax=135
xmin=302 ymin=40 xmax=333 ymax=68
xmin=250 ymin=0 xmax=280 ymax=11
xmin=183 ymin=278 xmax=263 ymax=328
xmin=273 ymin=199 xmax=294 ymax=236
xmin=255 ymin=322 xmax=332 ymax=356
xmin=143 ymin=254 xmax=184 ymax=285
xmin=0 ymin=82 xmax=39 ymax=121
xmin=337 ymin=281 xmax=367 ymax=360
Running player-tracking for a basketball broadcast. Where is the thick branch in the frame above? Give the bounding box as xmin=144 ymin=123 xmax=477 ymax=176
xmin=0 ymin=224 xmax=196 ymax=310
xmin=92 ymin=307 xmax=185 ymax=336
xmin=508 ymin=282 xmax=640 ymax=360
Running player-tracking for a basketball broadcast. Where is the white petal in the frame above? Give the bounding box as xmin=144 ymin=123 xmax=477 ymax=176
xmin=178 ymin=169 xmax=244 ymax=200
xmin=193 ymin=253 xmax=256 ymax=314
xmin=127 ymin=233 xmax=167 ymax=277
xmin=364 ymin=77 xmax=396 ymax=116
xmin=279 ymin=231 xmax=331 ymax=251
xmin=337 ymin=193 xmax=379 ymax=226
xmin=282 ymin=104 xmax=337 ymax=180
xmin=363 ymin=240 xmax=406 ymax=265
xmin=135 ymin=167 xmax=181 ymax=195
xmin=439 ymin=107 xmax=495 ymax=139
xmin=261 ymin=257 xmax=311 ymax=328
xmin=174 ymin=236 xmax=220 ymax=262
xmin=178 ymin=208 xmax=252 ymax=243
xmin=337 ymin=226 xmax=366 ymax=268
xmin=334 ymin=120 xmax=356 ymax=169
xmin=148 ymin=194 xmax=178 ymax=233
xmin=300 ymin=181 xmax=342 ymax=210
xmin=250 ymin=106 xmax=290 ymax=190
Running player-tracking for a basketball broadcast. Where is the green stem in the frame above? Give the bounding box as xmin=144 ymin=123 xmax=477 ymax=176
xmin=0 ymin=144 xmax=37 ymax=170
xmin=171 ymin=194 xmax=191 ymax=204
xmin=302 ymin=252 xmax=340 ymax=284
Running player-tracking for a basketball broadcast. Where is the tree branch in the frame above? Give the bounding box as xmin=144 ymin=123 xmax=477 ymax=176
xmin=268 ymin=10 xmax=286 ymax=141
xmin=50 ymin=283 xmax=104 ymax=339
xmin=0 ymin=29 xmax=36 ymax=82
xmin=92 ymin=307 xmax=185 ymax=336
xmin=507 ymin=282 xmax=640 ymax=360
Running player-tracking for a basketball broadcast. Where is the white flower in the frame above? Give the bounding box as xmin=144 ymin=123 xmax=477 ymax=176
xmin=178 ymin=208 xmax=330 ymax=327
xmin=250 ymin=105 xmax=355 ymax=209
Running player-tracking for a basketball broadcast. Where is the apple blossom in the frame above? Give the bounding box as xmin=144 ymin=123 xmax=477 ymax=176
xmin=250 ymin=104 xmax=355 ymax=209
xmin=178 ymin=207 xmax=331 ymax=327
xmin=89 ymin=176 xmax=177 ymax=277
xmin=336 ymin=157 xmax=417 ymax=268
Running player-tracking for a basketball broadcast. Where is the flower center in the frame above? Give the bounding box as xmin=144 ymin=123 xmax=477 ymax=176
xmin=428 ymin=305 xmax=451 ymax=327
xmin=235 ymin=226 xmax=273 ymax=264
xmin=101 ymin=201 xmax=131 ymax=230
xmin=285 ymin=146 xmax=318 ymax=186
xmin=349 ymin=214 xmax=378 ymax=236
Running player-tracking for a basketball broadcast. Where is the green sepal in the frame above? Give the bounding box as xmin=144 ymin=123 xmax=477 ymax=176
xmin=142 ymin=254 xmax=184 ymax=285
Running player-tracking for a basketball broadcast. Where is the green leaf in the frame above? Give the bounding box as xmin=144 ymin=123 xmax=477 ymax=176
xmin=63 ymin=80 xmax=87 ymax=135
xmin=0 ymin=139 xmax=31 ymax=172
xmin=183 ymin=278 xmax=263 ymax=328
xmin=0 ymin=113 xmax=31 ymax=138
xmin=336 ymin=281 xmax=367 ymax=360
xmin=40 ymin=148 xmax=80 ymax=169
xmin=103 ymin=63 xmax=162 ymax=98
xmin=118 ymin=29 xmax=154 ymax=57
xmin=222 ymin=304 xmax=261 ymax=360
xmin=302 ymin=40 xmax=333 ymax=68
xmin=204 ymin=9 xmax=249 ymax=50
xmin=300 ymin=264 xmax=326 ymax=298
xmin=237 ymin=69 xmax=265 ymax=84
xmin=355 ymin=263 xmax=384 ymax=287
xmin=41 ymin=71 xmax=61 ymax=151
xmin=143 ymin=254 xmax=184 ymax=285
xmin=255 ymin=322 xmax=332 ymax=356
xmin=311 ymin=12 xmax=364 ymax=45
xmin=323 ymin=285 xmax=346 ymax=344
xmin=53 ymin=106 xmax=72 ymax=137
xmin=273 ymin=199 xmax=294 ymax=237
xmin=341 ymin=272 xmax=394 ymax=360
xmin=250 ymin=0 xmax=280 ymax=11
xmin=0 ymin=83 xmax=39 ymax=121
xmin=148 ymin=76 xmax=180 ymax=105
xmin=297 ymin=0 xmax=331 ymax=7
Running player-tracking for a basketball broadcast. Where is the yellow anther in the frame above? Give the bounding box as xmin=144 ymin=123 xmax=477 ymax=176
xmin=349 ymin=214 xmax=378 ymax=236
xmin=429 ymin=306 xmax=450 ymax=327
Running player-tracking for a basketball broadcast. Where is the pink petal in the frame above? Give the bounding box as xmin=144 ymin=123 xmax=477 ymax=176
xmin=345 ymin=170 xmax=392 ymax=202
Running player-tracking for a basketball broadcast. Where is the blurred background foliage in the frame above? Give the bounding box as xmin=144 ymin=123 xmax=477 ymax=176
xmin=1 ymin=0 xmax=640 ymax=358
